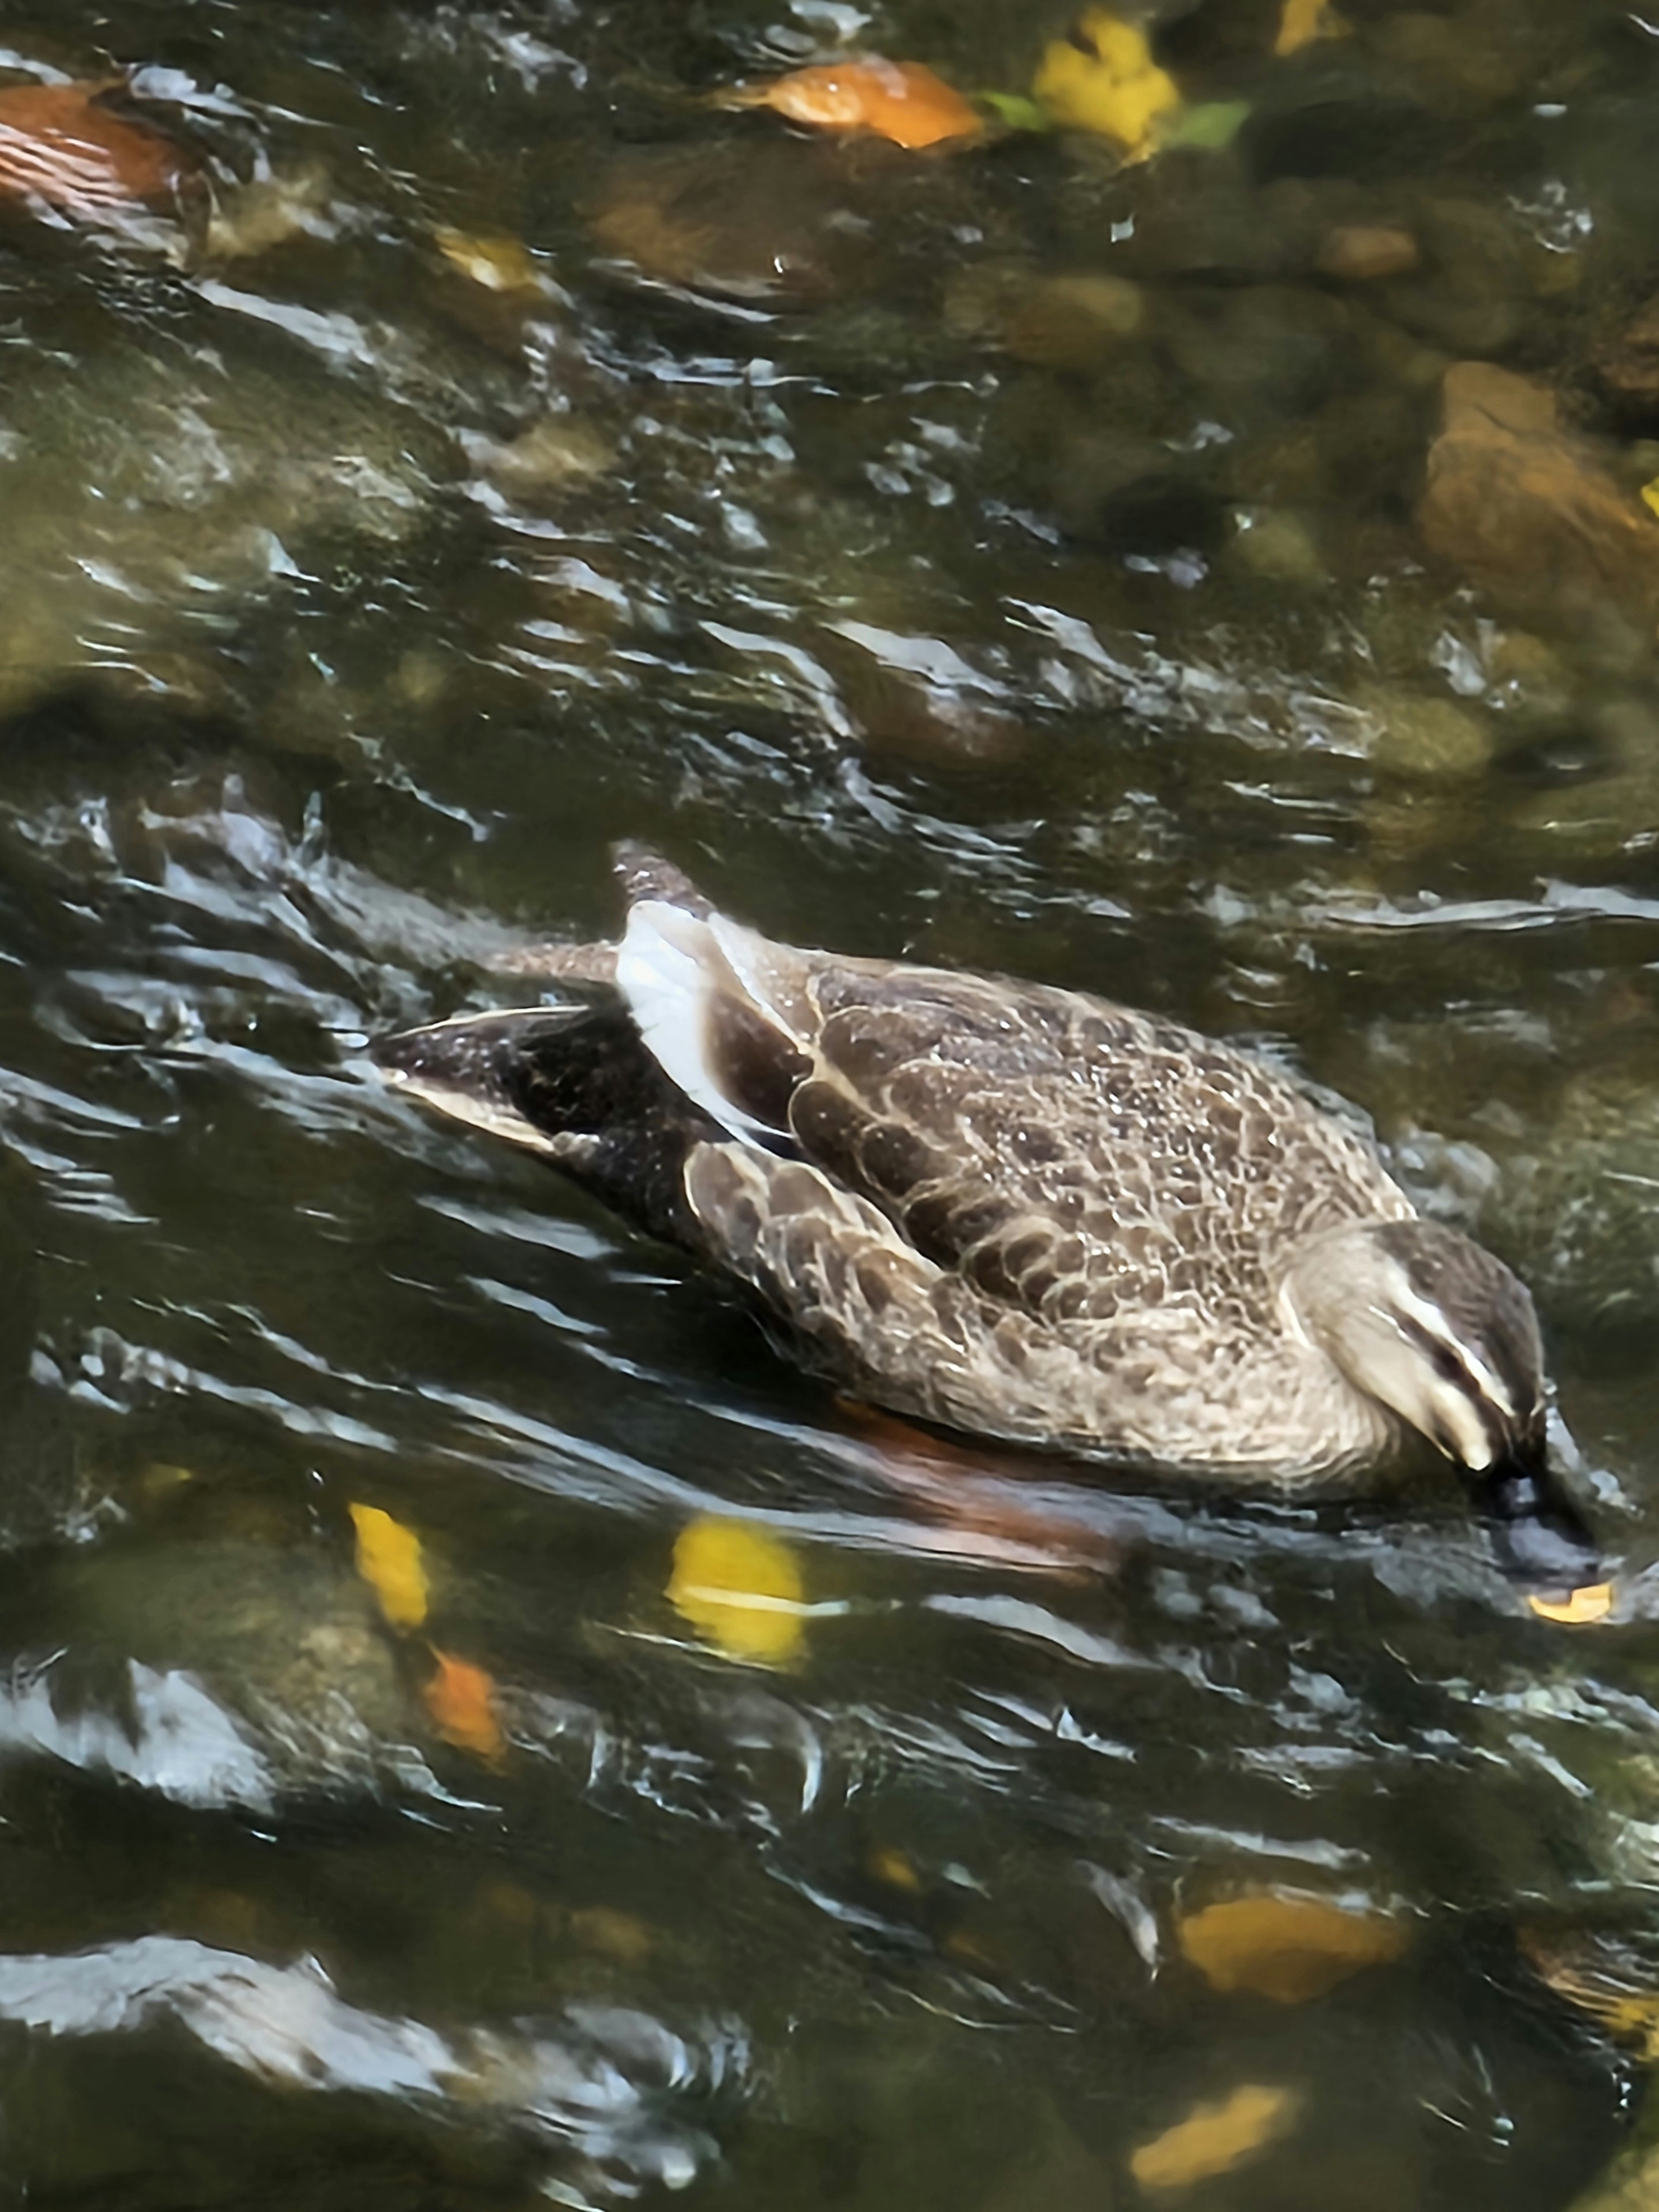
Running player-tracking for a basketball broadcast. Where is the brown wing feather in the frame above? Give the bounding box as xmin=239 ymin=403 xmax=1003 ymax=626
xmin=699 ymin=951 xmax=1413 ymax=1335
xmin=681 ymin=1137 xmax=1386 ymax=1475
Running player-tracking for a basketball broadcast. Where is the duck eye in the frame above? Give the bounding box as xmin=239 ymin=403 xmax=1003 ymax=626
xmin=1065 ymin=21 xmax=1100 ymax=54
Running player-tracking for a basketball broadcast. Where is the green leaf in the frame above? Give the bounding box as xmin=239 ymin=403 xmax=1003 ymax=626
xmin=1162 ymin=99 xmax=1250 ymax=150
xmin=976 ymin=91 xmax=1052 ymax=132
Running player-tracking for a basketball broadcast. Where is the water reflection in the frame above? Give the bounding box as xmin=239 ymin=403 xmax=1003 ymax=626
xmin=0 ymin=0 xmax=1650 ymax=2202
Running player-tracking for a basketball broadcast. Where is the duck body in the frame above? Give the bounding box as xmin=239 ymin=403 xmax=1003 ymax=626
xmin=375 ymin=849 xmax=1551 ymax=1498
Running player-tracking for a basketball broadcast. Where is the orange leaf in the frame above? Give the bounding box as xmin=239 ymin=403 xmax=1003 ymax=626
xmin=1178 ymin=1891 xmax=1410 ymax=2002
xmin=1130 ymin=2084 xmax=1300 ymax=2193
xmin=423 ymin=1647 xmax=505 ymax=1763
xmin=0 ymin=82 xmax=190 ymax=219
xmin=736 ymin=59 xmax=982 ymax=149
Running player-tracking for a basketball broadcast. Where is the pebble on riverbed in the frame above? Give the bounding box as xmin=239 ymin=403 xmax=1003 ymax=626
xmin=1419 ymin=362 xmax=1659 ymax=633
xmin=1355 ymin=683 xmax=1497 ymax=781
xmin=1316 ymin=223 xmax=1419 ymax=282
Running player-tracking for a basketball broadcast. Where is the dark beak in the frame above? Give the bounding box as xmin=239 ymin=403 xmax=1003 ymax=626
xmin=1469 ymin=1442 xmax=1604 ymax=1596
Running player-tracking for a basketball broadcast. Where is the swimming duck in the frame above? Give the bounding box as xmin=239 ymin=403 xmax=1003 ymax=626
xmin=375 ymin=847 xmax=1589 ymax=1551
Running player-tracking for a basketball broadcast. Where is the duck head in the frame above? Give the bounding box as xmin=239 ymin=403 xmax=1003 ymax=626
xmin=1282 ymin=1217 xmax=1545 ymax=1475
xmin=1282 ymin=1217 xmax=1602 ymax=1587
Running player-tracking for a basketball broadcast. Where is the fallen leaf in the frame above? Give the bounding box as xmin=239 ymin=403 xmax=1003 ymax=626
xmin=1162 ymin=99 xmax=1250 ymax=150
xmin=0 ymin=80 xmax=190 ymax=221
xmin=1032 ymin=11 xmax=1181 ymax=160
xmin=1528 ymin=1582 xmax=1616 ymax=1625
xmin=137 ymin=1461 xmax=195 ymax=1500
xmin=1643 ymin=480 xmax=1659 ymax=522
xmin=349 ymin=1502 xmax=430 ymax=1630
xmin=976 ymin=91 xmax=1049 ymax=133
xmin=868 ymin=1846 xmax=923 ymax=1894
xmin=1521 ymin=1928 xmax=1659 ymax=2058
xmin=1130 ymin=2083 xmax=1300 ymax=2193
xmin=423 ymin=1646 xmax=505 ymax=1762
xmin=668 ymin=1516 xmax=807 ymax=1664
xmin=1275 ymin=0 xmax=1351 ymax=56
xmin=1178 ymin=1891 xmax=1410 ymax=2002
xmin=729 ymin=58 xmax=982 ymax=149
xmin=435 ymin=226 xmax=543 ymax=293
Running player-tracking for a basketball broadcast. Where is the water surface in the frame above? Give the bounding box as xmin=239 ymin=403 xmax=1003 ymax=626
xmin=0 ymin=1 xmax=1656 ymax=2205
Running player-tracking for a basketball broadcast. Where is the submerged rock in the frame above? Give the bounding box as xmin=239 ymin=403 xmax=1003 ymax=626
xmin=588 ymin=140 xmax=866 ymax=305
xmin=1419 ymin=363 xmax=1659 ymax=630
xmin=1595 ymin=292 xmax=1659 ymax=423
xmin=1316 ymin=222 xmax=1418 ymax=282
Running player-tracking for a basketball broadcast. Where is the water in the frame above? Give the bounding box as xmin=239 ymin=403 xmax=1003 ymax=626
xmin=0 ymin=0 xmax=1656 ymax=2203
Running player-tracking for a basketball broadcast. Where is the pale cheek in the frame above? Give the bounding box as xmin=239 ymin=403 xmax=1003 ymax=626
xmin=1424 ymin=1380 xmax=1494 ymax=1470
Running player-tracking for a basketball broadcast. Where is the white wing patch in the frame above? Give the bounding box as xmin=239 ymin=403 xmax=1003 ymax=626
xmin=615 ymin=900 xmax=782 ymax=1145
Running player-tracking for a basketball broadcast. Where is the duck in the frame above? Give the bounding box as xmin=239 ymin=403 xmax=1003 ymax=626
xmin=374 ymin=845 xmax=1595 ymax=1568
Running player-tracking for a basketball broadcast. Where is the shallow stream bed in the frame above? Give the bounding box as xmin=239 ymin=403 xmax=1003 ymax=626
xmin=0 ymin=1 xmax=1657 ymax=2206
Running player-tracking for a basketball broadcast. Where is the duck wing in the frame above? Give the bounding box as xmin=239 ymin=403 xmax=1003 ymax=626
xmin=618 ymin=889 xmax=1412 ymax=1336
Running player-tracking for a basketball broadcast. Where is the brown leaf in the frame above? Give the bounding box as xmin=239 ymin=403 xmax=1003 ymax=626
xmin=0 ymin=81 xmax=190 ymax=221
xmin=1178 ymin=1891 xmax=1411 ymax=2003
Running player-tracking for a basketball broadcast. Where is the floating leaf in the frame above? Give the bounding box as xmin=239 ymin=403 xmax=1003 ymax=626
xmin=423 ymin=1646 xmax=505 ymax=1762
xmin=1178 ymin=1891 xmax=1410 ymax=2002
xmin=868 ymin=1846 xmax=924 ymax=1894
xmin=1162 ymin=99 xmax=1250 ymax=151
xmin=434 ymin=226 xmax=542 ymax=294
xmin=668 ymin=1516 xmax=806 ymax=1664
xmin=349 ymin=1502 xmax=430 ymax=1630
xmin=1275 ymin=0 xmax=1350 ymax=56
xmin=1130 ymin=2084 xmax=1300 ymax=2193
xmin=1527 ymin=1581 xmax=1615 ymax=1625
xmin=728 ymin=59 xmax=982 ymax=150
xmin=0 ymin=80 xmax=190 ymax=222
xmin=976 ymin=91 xmax=1050 ymax=133
xmin=1032 ymin=11 xmax=1181 ymax=160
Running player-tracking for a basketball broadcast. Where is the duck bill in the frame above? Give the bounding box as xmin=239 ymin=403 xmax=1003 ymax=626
xmin=1468 ymin=1447 xmax=1603 ymax=1596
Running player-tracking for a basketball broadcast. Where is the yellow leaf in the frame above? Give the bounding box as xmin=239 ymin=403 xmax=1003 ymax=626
xmin=1130 ymin=2084 xmax=1301 ymax=2193
xmin=868 ymin=1846 xmax=923 ymax=1894
xmin=1275 ymin=0 xmax=1350 ymax=56
xmin=423 ymin=1646 xmax=505 ymax=1762
xmin=1178 ymin=1892 xmax=1411 ymax=2002
xmin=728 ymin=58 xmax=982 ymax=149
xmin=434 ymin=226 xmax=542 ymax=293
xmin=1642 ymin=480 xmax=1659 ymax=521
xmin=1032 ymin=10 xmax=1181 ymax=160
xmin=1528 ymin=1581 xmax=1615 ymax=1624
xmin=668 ymin=1516 xmax=806 ymax=1665
xmin=349 ymin=1502 xmax=430 ymax=1630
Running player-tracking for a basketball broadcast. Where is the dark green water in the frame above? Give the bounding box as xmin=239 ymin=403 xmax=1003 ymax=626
xmin=0 ymin=0 xmax=1657 ymax=2205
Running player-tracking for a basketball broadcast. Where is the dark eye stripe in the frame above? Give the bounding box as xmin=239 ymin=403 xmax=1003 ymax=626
xmin=1398 ymin=1314 xmax=1503 ymax=1437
